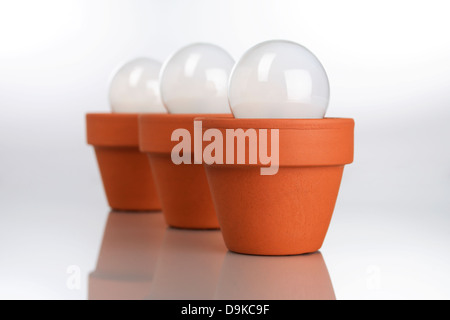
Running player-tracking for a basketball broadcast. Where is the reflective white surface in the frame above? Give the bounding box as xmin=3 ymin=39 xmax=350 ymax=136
xmin=91 ymin=211 xmax=336 ymax=300
xmin=1 ymin=206 xmax=448 ymax=300
xmin=89 ymin=211 xmax=165 ymax=300
xmin=160 ymin=43 xmax=234 ymax=114
xmin=147 ymin=224 xmax=226 ymax=300
xmin=109 ymin=58 xmax=166 ymax=113
xmin=229 ymin=40 xmax=329 ymax=118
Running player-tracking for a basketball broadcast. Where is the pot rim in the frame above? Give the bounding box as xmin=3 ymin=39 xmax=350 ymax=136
xmin=197 ymin=117 xmax=354 ymax=130
xmin=139 ymin=113 xmax=232 ymax=153
xmin=198 ymin=117 xmax=354 ymax=167
xmin=87 ymin=113 xmax=148 ymax=147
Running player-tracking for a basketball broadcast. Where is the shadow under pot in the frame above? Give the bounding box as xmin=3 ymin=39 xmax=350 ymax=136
xmin=199 ymin=117 xmax=354 ymax=256
xmin=138 ymin=114 xmax=230 ymax=229
xmin=86 ymin=113 xmax=161 ymax=211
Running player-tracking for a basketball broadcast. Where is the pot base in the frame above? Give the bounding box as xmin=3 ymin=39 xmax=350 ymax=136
xmin=87 ymin=113 xmax=161 ymax=212
xmin=148 ymin=153 xmax=219 ymax=229
xmin=205 ymin=165 xmax=344 ymax=256
xmin=138 ymin=114 xmax=230 ymax=229
xmin=95 ymin=146 xmax=161 ymax=211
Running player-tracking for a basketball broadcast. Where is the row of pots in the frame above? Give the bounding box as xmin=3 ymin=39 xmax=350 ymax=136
xmin=86 ymin=113 xmax=354 ymax=256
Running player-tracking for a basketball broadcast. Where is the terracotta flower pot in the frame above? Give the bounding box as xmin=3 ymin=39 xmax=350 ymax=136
xmin=215 ymin=251 xmax=335 ymax=300
xmin=88 ymin=211 xmax=166 ymax=300
xmin=200 ymin=117 xmax=354 ymax=255
xmin=86 ymin=113 xmax=161 ymax=211
xmin=138 ymin=114 xmax=229 ymax=229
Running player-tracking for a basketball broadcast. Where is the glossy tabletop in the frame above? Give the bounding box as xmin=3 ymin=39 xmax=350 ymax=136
xmin=1 ymin=203 xmax=449 ymax=300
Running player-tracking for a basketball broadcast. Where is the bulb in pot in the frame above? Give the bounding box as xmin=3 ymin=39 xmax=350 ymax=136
xmin=109 ymin=57 xmax=166 ymax=113
xmin=160 ymin=43 xmax=234 ymax=114
xmin=228 ymin=40 xmax=329 ymax=119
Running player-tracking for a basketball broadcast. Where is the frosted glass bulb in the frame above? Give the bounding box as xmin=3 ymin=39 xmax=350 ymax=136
xmin=160 ymin=43 xmax=234 ymax=114
xmin=109 ymin=58 xmax=166 ymax=113
xmin=228 ymin=40 xmax=330 ymax=119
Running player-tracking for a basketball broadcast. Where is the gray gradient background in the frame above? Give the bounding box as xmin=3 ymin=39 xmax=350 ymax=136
xmin=0 ymin=0 xmax=449 ymax=299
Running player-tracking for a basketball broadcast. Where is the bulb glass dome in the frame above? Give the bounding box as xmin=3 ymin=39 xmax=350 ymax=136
xmin=228 ymin=40 xmax=329 ymax=119
xmin=109 ymin=57 xmax=166 ymax=113
xmin=160 ymin=43 xmax=234 ymax=114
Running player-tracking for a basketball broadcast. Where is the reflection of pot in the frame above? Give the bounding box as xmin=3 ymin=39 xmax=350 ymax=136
xmin=215 ymin=251 xmax=335 ymax=300
xmin=139 ymin=114 xmax=229 ymax=229
xmin=201 ymin=117 xmax=354 ymax=255
xmin=147 ymin=227 xmax=226 ymax=300
xmin=88 ymin=211 xmax=165 ymax=300
xmin=86 ymin=113 xmax=161 ymax=211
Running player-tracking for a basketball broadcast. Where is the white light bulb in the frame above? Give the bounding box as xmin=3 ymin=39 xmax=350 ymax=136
xmin=228 ymin=40 xmax=330 ymax=119
xmin=109 ymin=57 xmax=166 ymax=113
xmin=160 ymin=43 xmax=234 ymax=114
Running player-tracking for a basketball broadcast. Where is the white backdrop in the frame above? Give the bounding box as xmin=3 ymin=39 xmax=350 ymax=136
xmin=0 ymin=0 xmax=449 ymax=299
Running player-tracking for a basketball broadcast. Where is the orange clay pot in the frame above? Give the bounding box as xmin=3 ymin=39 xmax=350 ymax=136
xmin=200 ymin=117 xmax=354 ymax=256
xmin=215 ymin=251 xmax=335 ymax=300
xmin=88 ymin=211 xmax=166 ymax=300
xmin=86 ymin=113 xmax=161 ymax=211
xmin=138 ymin=114 xmax=230 ymax=229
